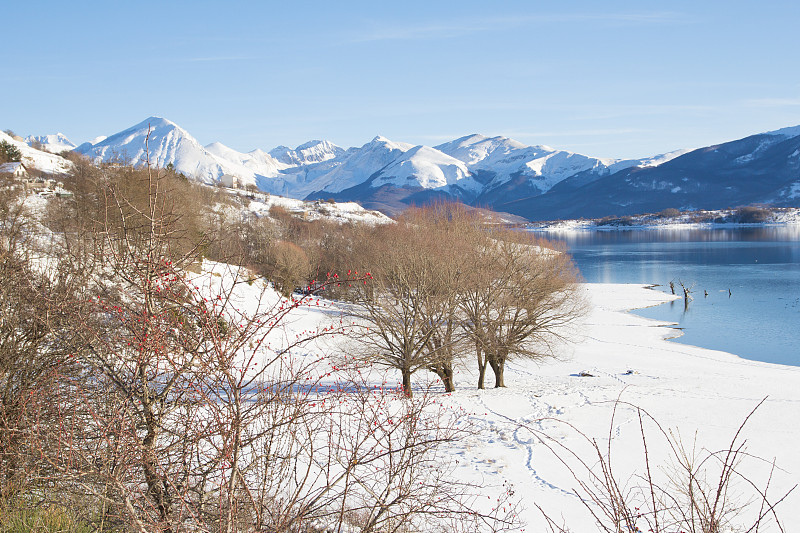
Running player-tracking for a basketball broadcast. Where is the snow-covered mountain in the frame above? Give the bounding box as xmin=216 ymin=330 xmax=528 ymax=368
xmin=77 ymin=117 xmax=284 ymax=186
xmin=256 ymin=135 xmax=481 ymax=212
xmin=71 ymin=117 xmax=688 ymax=209
xmin=204 ymin=142 xmax=286 ymax=178
xmin=269 ymin=140 xmax=344 ymax=166
xmin=63 ymin=116 xmax=800 ymax=219
xmin=435 ymin=134 xmax=688 ymax=198
xmin=1 ymin=131 xmax=72 ymax=175
xmin=374 ymin=143 xmax=478 ymax=190
xmin=506 ymin=126 xmax=800 ymax=220
xmin=25 ymin=133 xmax=76 ymax=154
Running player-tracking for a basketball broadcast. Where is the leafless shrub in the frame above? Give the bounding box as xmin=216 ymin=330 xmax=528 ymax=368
xmin=533 ymin=399 xmax=794 ymax=533
xmin=4 ymin=150 xmax=522 ymax=531
xmin=658 ymin=208 xmax=681 ymax=218
xmin=734 ymin=206 xmax=772 ymax=224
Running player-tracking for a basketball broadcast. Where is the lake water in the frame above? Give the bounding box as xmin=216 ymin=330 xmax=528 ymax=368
xmin=538 ymin=226 xmax=800 ymax=367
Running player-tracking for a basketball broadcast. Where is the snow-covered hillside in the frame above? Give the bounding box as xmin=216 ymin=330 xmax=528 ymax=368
xmin=204 ymin=141 xmax=287 ymax=177
xmin=618 ymin=147 xmax=692 ymax=169
xmin=77 ymin=117 xmax=284 ymax=186
xmin=369 ymin=143 xmax=479 ymax=190
xmin=234 ymin=190 xmax=393 ymax=225
xmin=0 ymin=131 xmax=72 ymax=174
xmin=258 ymin=136 xmax=480 ymax=199
xmin=435 ymin=134 xmax=687 ymax=195
xmin=25 ymin=133 xmax=76 ymax=154
xmin=269 ymin=140 xmax=345 ymax=166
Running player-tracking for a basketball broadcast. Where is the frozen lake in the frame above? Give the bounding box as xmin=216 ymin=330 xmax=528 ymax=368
xmin=540 ymin=226 xmax=800 ymax=366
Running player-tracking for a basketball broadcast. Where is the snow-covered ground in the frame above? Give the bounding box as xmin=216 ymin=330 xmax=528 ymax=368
xmin=230 ymin=189 xmax=393 ymax=225
xmin=0 ymin=131 xmax=73 ymax=175
xmin=437 ymin=284 xmax=800 ymax=530
xmin=215 ymin=272 xmax=799 ymax=531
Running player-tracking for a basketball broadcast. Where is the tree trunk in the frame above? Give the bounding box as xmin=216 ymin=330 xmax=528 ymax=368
xmin=488 ymin=354 xmax=505 ymax=388
xmin=432 ymin=362 xmax=455 ymax=393
xmin=142 ymin=428 xmax=173 ymax=533
xmin=477 ymin=347 xmax=487 ymax=390
xmin=401 ymin=369 xmax=413 ymax=398
xmin=141 ymin=402 xmax=173 ymax=533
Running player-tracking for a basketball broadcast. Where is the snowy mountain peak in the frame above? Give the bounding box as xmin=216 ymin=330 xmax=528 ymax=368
xmin=765 ymin=125 xmax=800 ymax=139
xmin=78 ymin=117 xmax=282 ymax=186
xmin=268 ymin=140 xmax=344 ymax=167
xmin=136 ymin=116 xmax=178 ymax=130
xmin=366 ymin=135 xmax=414 ymax=152
xmin=436 ymin=134 xmax=529 ymax=166
xmin=296 ymin=139 xmax=328 ymax=151
xmin=371 ymin=144 xmax=478 ymax=191
xmin=25 ymin=132 xmax=76 ymax=153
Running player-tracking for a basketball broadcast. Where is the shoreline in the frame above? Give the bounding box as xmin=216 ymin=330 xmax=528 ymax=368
xmin=444 ymin=283 xmax=800 ymax=531
xmin=527 ymin=219 xmax=800 ymax=232
xmin=522 ymin=207 xmax=800 ymax=231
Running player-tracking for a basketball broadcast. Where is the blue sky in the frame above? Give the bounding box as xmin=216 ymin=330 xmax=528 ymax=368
xmin=4 ymin=1 xmax=800 ymax=159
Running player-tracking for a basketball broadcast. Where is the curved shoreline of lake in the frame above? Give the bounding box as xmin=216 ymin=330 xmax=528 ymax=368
xmin=533 ymin=226 xmax=800 ymax=367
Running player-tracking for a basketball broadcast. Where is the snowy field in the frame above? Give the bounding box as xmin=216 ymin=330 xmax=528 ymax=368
xmin=436 ymin=284 xmax=800 ymax=530
xmin=219 ymin=269 xmax=799 ymax=531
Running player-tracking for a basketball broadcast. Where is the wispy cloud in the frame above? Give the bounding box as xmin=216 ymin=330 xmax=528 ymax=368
xmin=744 ymin=97 xmax=800 ymax=107
xmin=186 ymin=56 xmax=253 ymax=63
xmin=563 ymin=104 xmax=715 ymax=122
xmin=352 ymin=11 xmax=687 ymax=43
xmin=510 ymin=128 xmax=650 ymax=138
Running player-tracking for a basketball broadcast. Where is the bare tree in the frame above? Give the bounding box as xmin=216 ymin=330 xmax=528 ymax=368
xmin=347 ymin=206 xmax=472 ymax=396
xmin=460 ymin=230 xmax=585 ymax=388
xmin=0 ymin=193 xmax=86 ymax=506
xmin=348 ymin=203 xmax=584 ymax=392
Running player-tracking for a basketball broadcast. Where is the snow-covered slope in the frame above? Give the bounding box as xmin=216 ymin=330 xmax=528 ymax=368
xmin=615 ymin=148 xmax=692 ymax=169
xmin=77 ymin=117 xmax=282 ymax=186
xmin=369 ymin=143 xmax=478 ymax=191
xmin=259 ymin=136 xmax=414 ymax=197
xmin=235 ymin=191 xmax=393 ymax=225
xmin=204 ymin=142 xmax=286 ymax=177
xmin=436 ymin=134 xmax=684 ymax=195
xmin=25 ymin=133 xmax=76 ymax=154
xmin=765 ymin=124 xmax=800 ymax=139
xmin=260 ymin=135 xmax=479 ymax=199
xmin=0 ymin=131 xmax=72 ymax=174
xmin=269 ymin=140 xmax=345 ymax=166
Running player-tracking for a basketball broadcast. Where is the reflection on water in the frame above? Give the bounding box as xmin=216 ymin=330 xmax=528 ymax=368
xmin=537 ymin=227 xmax=800 ymax=367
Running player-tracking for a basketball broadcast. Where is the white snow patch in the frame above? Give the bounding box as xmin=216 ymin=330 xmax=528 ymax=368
xmin=249 ymin=280 xmax=800 ymax=531
xmin=765 ymin=124 xmax=800 ymax=138
xmin=25 ymin=132 xmax=76 ymax=153
xmin=0 ymin=130 xmax=73 ymax=174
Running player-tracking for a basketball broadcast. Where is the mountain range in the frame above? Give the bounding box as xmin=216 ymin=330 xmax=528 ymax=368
xmin=21 ymin=117 xmax=800 ymax=221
